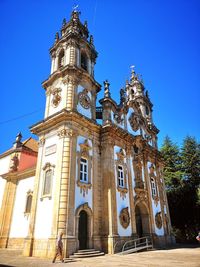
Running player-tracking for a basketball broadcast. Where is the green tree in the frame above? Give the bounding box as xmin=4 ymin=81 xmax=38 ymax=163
xmin=161 ymin=135 xmax=200 ymax=242
xmin=181 ymin=136 xmax=200 ymax=187
xmin=160 ymin=136 xmax=183 ymax=189
xmin=180 ymin=136 xmax=200 ymax=239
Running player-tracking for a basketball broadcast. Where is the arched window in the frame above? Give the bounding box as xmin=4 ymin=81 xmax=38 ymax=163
xmin=25 ymin=191 xmax=33 ymax=214
xmin=151 ymin=177 xmax=157 ymax=197
xmin=81 ymin=52 xmax=88 ymax=71
xmin=58 ymin=49 xmax=65 ymax=69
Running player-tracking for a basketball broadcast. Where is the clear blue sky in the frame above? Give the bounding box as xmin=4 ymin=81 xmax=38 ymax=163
xmin=1 ymin=0 xmax=199 ymax=153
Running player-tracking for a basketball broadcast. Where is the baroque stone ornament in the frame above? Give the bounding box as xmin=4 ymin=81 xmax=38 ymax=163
xmin=155 ymin=212 xmax=162 ymax=229
xmin=114 ymin=111 xmax=123 ymax=124
xmin=128 ymin=113 xmax=140 ymax=132
xmin=51 ymin=88 xmax=61 ymax=107
xmin=134 ymin=188 xmax=148 ymax=202
xmin=57 ymin=128 xmax=73 ymax=138
xmin=119 ymin=207 xmax=130 ymax=229
xmin=78 ymin=89 xmax=91 ymax=109
xmin=77 ymin=180 xmax=92 ymax=197
xmin=10 ymin=154 xmax=19 ymax=172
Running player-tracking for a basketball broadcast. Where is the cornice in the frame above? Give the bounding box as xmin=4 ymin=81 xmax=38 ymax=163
xmin=30 ymin=109 xmax=101 ymax=136
xmin=42 ymin=65 xmax=101 ymax=92
xmin=2 ymin=166 xmax=36 ymax=181
xmin=0 ymin=146 xmax=37 ymax=159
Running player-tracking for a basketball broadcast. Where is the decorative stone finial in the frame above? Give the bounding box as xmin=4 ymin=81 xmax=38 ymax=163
xmin=120 ymin=88 xmax=125 ymax=104
xmin=55 ymin=32 xmax=59 ymax=43
xmin=13 ymin=132 xmax=22 ymax=148
xmin=84 ymin=20 xmax=88 ymax=28
xmin=62 ymin=18 xmax=66 ymax=27
xmin=89 ymin=35 xmax=94 ymax=45
xmin=71 ymin=6 xmax=80 ymax=21
xmin=103 ymin=80 xmax=111 ymax=98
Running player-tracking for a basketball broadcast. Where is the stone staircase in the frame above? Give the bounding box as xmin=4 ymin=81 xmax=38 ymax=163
xmin=70 ymin=248 xmax=105 ymax=258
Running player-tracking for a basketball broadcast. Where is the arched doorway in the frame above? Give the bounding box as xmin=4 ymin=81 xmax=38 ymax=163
xmin=78 ymin=210 xmax=88 ymax=249
xmin=135 ymin=202 xmax=150 ymax=237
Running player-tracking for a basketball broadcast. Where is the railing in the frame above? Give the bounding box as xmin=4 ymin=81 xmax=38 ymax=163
xmin=114 ymin=239 xmax=126 ymax=254
xmin=121 ymin=236 xmax=152 ymax=254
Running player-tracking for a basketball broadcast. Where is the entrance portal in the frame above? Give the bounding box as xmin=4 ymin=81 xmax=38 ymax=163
xmin=78 ymin=210 xmax=88 ymax=249
xmin=135 ymin=202 xmax=150 ymax=237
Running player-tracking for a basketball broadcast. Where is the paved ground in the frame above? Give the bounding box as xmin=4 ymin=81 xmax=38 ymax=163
xmin=0 ymin=246 xmax=199 ymax=267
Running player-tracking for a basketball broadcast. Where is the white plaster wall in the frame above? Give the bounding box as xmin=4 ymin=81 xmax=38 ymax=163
xmin=34 ymin=134 xmax=58 ymax=238
xmin=114 ymin=146 xmax=132 ymax=236
xmin=0 ymin=177 xmax=6 ymax=210
xmin=75 ymin=136 xmax=93 ymax=210
xmin=126 ymin=108 xmax=140 ymax=135
xmin=77 ymin=85 xmax=92 ymax=119
xmin=0 ymin=155 xmax=11 ymax=175
xmin=9 ymin=176 xmax=34 ymax=238
xmin=0 ymin=155 xmax=10 ymax=210
xmin=147 ymin=161 xmax=164 ymax=236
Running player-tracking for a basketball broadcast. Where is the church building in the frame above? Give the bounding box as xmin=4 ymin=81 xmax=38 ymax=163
xmin=0 ymin=10 xmax=175 ymax=258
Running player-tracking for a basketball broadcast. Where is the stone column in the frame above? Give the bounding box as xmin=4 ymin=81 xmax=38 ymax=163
xmin=23 ymin=137 xmax=45 ymax=256
xmin=0 ymin=178 xmax=17 ymax=248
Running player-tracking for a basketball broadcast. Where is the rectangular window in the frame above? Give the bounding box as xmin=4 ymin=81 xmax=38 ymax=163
xmin=118 ymin=165 xmax=124 ymax=187
xmin=25 ymin=194 xmax=32 ymax=213
xmin=80 ymin=157 xmax=88 ymax=182
xmin=43 ymin=170 xmax=52 ymax=195
xmin=151 ymin=178 xmax=157 ymax=197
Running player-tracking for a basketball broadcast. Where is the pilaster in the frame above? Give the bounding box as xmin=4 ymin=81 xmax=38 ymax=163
xmin=101 ymin=137 xmax=118 ymax=254
xmin=126 ymin=148 xmax=137 ymax=235
xmin=23 ymin=136 xmax=45 ymax=256
xmin=66 ymin=76 xmax=76 ymax=111
xmin=143 ymin=155 xmax=155 ymax=235
xmin=0 ymin=179 xmax=17 ymax=248
xmin=57 ymin=128 xmax=73 ymax=236
xmin=92 ymin=139 xmax=102 ymax=249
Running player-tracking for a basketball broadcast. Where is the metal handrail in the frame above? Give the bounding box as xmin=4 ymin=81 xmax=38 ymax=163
xmin=122 ymin=236 xmax=151 ymax=252
xmin=114 ymin=239 xmax=126 ymax=254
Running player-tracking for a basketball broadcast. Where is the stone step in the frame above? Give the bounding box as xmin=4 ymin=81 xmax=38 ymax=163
xmin=70 ymin=249 xmax=105 ymax=258
xmin=77 ymin=249 xmax=96 ymax=253
xmin=70 ymin=252 xmax=105 ymax=258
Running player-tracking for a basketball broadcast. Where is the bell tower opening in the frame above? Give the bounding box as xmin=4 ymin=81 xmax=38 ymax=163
xmin=78 ymin=210 xmax=88 ymax=249
xmin=81 ymin=52 xmax=88 ymax=71
xmin=58 ymin=49 xmax=65 ymax=69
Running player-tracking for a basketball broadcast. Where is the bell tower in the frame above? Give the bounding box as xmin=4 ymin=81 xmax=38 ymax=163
xmin=25 ymin=10 xmax=102 ymax=258
xmin=43 ymin=10 xmax=101 ymax=120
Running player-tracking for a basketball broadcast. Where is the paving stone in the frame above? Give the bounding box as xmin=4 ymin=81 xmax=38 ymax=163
xmin=0 ymin=246 xmax=199 ymax=267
